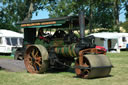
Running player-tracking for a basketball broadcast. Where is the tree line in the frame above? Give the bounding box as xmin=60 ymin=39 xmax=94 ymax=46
xmin=0 ymin=0 xmax=128 ymax=33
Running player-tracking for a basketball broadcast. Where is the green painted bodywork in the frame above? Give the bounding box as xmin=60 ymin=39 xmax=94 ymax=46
xmin=35 ymin=38 xmax=64 ymax=48
xmin=54 ymin=43 xmax=77 ymax=57
xmin=35 ymin=38 xmax=77 ymax=57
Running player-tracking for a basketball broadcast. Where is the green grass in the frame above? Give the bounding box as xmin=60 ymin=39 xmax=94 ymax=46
xmin=0 ymin=56 xmax=13 ymax=59
xmin=0 ymin=52 xmax=128 ymax=85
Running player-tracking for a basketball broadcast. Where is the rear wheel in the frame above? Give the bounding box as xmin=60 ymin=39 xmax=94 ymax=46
xmin=14 ymin=51 xmax=23 ymax=60
xmin=24 ymin=45 xmax=48 ymax=73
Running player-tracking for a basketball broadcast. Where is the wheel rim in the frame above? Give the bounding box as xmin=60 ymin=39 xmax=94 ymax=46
xmin=75 ymin=57 xmax=90 ymax=78
xmin=24 ymin=46 xmax=42 ymax=73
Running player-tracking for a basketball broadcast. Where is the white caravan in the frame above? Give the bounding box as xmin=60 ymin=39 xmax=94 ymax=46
xmin=0 ymin=30 xmax=23 ymax=54
xmin=89 ymin=32 xmax=128 ymax=51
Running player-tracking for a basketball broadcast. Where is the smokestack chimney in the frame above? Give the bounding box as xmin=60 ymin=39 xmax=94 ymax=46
xmin=79 ymin=11 xmax=85 ymax=44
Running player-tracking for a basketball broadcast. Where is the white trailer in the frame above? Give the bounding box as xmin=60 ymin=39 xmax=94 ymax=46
xmin=0 ymin=30 xmax=23 ymax=54
xmin=89 ymin=32 xmax=128 ymax=52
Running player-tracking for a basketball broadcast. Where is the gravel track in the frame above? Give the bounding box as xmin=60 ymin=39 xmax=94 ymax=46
xmin=0 ymin=59 xmax=26 ymax=72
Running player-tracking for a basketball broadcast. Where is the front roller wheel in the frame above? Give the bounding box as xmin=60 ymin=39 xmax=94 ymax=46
xmin=24 ymin=45 xmax=49 ymax=73
xmin=75 ymin=54 xmax=112 ymax=79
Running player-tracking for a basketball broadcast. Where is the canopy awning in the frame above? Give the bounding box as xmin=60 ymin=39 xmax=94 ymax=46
xmin=16 ymin=16 xmax=89 ymax=29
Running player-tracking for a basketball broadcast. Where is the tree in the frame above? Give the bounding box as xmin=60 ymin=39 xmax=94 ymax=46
xmin=89 ymin=0 xmax=93 ymax=33
xmin=0 ymin=0 xmax=23 ymax=31
xmin=124 ymin=0 xmax=128 ymax=20
xmin=110 ymin=0 xmax=126 ymax=32
xmin=95 ymin=1 xmax=114 ymax=28
xmin=121 ymin=21 xmax=128 ymax=32
xmin=46 ymin=0 xmax=87 ymax=17
xmin=0 ymin=0 xmax=126 ymax=33
xmin=0 ymin=0 xmax=29 ymax=31
xmin=120 ymin=0 xmax=128 ymax=32
xmin=112 ymin=0 xmax=120 ymax=32
xmin=46 ymin=0 xmax=115 ymax=32
xmin=0 ymin=0 xmax=51 ymax=31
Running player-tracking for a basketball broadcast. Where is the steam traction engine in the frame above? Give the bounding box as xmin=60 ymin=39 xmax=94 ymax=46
xmin=17 ymin=12 xmax=112 ymax=79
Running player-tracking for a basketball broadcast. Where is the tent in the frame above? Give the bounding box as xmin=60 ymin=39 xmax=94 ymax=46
xmin=0 ymin=30 xmax=23 ymax=37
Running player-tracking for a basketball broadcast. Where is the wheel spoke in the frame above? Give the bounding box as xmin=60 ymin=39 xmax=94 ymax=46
xmin=28 ymin=58 xmax=32 ymax=65
xmin=33 ymin=63 xmax=38 ymax=71
xmin=35 ymin=51 xmax=39 ymax=57
xmin=35 ymin=57 xmax=41 ymax=61
xmin=30 ymin=48 xmax=40 ymax=72
xmin=35 ymin=61 xmax=41 ymax=67
xmin=28 ymin=57 xmax=32 ymax=61
xmin=32 ymin=49 xmax=35 ymax=57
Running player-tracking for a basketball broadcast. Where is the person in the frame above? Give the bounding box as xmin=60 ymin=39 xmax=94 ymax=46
xmin=38 ymin=28 xmax=49 ymax=43
xmin=38 ymin=28 xmax=46 ymax=37
xmin=52 ymin=30 xmax=66 ymax=38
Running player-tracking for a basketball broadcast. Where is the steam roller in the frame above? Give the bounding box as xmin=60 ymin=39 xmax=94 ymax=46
xmin=22 ymin=11 xmax=112 ymax=79
xmin=24 ymin=44 xmax=112 ymax=79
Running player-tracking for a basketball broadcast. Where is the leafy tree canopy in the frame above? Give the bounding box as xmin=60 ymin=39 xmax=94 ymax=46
xmin=0 ymin=0 xmax=128 ymax=33
xmin=0 ymin=0 xmax=53 ymax=32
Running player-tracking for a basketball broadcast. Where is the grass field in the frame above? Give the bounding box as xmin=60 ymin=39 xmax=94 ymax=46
xmin=0 ymin=52 xmax=128 ymax=85
xmin=0 ymin=56 xmax=13 ymax=59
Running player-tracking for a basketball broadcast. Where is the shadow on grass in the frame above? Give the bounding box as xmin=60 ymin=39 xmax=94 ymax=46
xmin=46 ymin=67 xmax=75 ymax=74
xmin=43 ymin=67 xmax=114 ymax=80
xmin=0 ymin=66 xmax=6 ymax=71
xmin=73 ymin=75 xmax=113 ymax=79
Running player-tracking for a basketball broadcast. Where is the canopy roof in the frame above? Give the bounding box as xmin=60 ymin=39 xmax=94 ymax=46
xmin=17 ymin=16 xmax=88 ymax=29
xmin=0 ymin=30 xmax=23 ymax=37
xmin=90 ymin=32 xmax=128 ymax=39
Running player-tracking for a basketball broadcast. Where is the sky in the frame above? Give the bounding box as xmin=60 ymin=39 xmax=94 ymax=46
xmin=32 ymin=10 xmax=49 ymax=20
xmin=119 ymin=8 xmax=126 ymax=22
xmin=32 ymin=9 xmax=126 ymax=22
